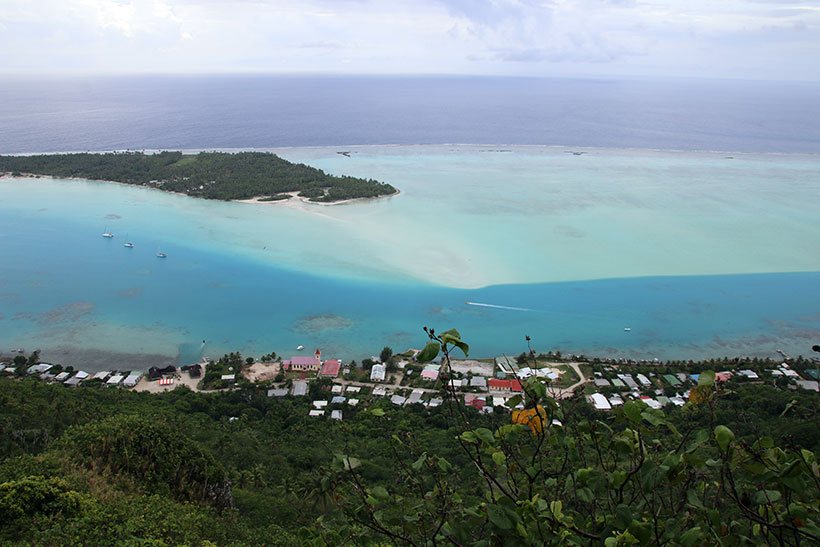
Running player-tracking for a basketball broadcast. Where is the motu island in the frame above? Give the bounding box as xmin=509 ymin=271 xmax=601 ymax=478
xmin=0 ymin=151 xmax=398 ymax=203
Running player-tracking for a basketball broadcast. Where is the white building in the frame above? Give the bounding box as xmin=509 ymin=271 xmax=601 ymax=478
xmin=590 ymin=393 xmax=612 ymax=410
xmin=370 ymin=364 xmax=386 ymax=382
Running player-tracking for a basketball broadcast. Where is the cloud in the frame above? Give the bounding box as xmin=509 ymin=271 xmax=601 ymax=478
xmin=0 ymin=0 xmax=818 ymax=79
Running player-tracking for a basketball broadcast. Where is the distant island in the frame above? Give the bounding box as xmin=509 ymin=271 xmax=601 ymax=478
xmin=0 ymin=151 xmax=398 ymax=203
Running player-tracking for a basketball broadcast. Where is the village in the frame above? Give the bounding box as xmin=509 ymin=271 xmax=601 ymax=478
xmin=2 ymin=344 xmax=818 ymax=421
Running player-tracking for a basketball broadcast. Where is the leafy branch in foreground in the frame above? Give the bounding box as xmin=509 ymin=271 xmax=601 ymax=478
xmin=327 ymin=329 xmax=820 ymax=545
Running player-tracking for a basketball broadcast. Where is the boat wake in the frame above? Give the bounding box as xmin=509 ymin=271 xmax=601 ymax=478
xmin=465 ymin=301 xmax=535 ymax=312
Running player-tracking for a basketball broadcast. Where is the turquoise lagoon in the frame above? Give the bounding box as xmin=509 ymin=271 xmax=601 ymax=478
xmin=1 ymin=146 xmax=818 ymax=369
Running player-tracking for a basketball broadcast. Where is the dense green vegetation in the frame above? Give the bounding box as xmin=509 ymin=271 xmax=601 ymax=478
xmin=0 ymin=335 xmax=817 ymax=544
xmin=0 ymin=151 xmax=398 ymax=202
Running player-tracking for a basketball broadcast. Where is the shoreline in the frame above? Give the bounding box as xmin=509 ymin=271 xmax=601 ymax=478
xmin=0 ymin=171 xmax=400 ymax=207
xmin=234 ymin=188 xmax=401 ymax=209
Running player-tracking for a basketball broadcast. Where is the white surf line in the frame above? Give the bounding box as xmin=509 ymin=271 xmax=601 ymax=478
xmin=465 ymin=301 xmax=536 ymax=312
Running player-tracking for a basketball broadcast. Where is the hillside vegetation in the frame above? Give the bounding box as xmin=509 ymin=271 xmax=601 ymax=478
xmin=0 ymin=335 xmax=817 ymax=544
xmin=0 ymin=151 xmax=398 ymax=202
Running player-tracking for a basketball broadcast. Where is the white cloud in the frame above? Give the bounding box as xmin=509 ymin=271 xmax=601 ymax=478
xmin=0 ymin=0 xmax=817 ymax=79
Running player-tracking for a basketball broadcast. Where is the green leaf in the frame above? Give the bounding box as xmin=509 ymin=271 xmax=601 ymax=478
xmin=698 ymin=371 xmax=715 ymax=387
xmin=641 ymin=410 xmax=664 ymax=426
xmin=488 ymin=505 xmax=512 ymax=530
xmin=441 ymin=328 xmax=461 ymax=340
xmin=436 ymin=458 xmax=452 ymax=472
xmin=370 ymin=408 xmax=385 ymax=417
xmin=450 ymin=339 xmax=469 ymax=357
xmin=370 ymin=486 xmax=390 ymax=501
xmin=614 ymin=504 xmax=632 ymax=529
xmin=460 ymin=431 xmax=478 ymax=444
xmin=474 ymin=428 xmax=495 ymax=445
xmin=754 ymin=490 xmax=782 ymax=505
xmin=412 ymin=453 xmax=427 ymax=471
xmin=623 ymin=401 xmax=644 ymax=424
xmin=504 ymin=395 xmax=523 ymax=408
xmin=714 ymin=425 xmax=735 ymax=452
xmin=576 ymin=487 xmax=594 ymax=503
xmin=492 ymin=451 xmax=507 ymax=467
xmin=416 ymin=342 xmax=440 ymax=363
xmin=679 ymin=527 xmax=702 ymax=546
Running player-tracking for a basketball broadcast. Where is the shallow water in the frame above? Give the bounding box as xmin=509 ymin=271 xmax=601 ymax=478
xmin=1 ymin=146 xmax=818 ymax=369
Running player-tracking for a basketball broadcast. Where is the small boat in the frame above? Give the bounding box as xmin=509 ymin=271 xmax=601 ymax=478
xmin=102 ymin=226 xmax=114 ymax=238
xmin=296 ymin=345 xmax=304 ymax=351
xmin=156 ymin=250 xmax=167 ymax=258
xmin=623 ymin=327 xmax=632 ymax=332
xmin=123 ymin=235 xmax=134 ymax=248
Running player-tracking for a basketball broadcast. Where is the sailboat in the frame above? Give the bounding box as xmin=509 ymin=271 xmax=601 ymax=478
xmin=102 ymin=226 xmax=114 ymax=238
xmin=123 ymin=234 xmax=134 ymax=248
xmin=156 ymin=249 xmax=167 ymax=258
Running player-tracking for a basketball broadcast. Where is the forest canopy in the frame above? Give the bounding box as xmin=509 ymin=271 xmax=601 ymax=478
xmin=0 ymin=151 xmax=398 ymax=202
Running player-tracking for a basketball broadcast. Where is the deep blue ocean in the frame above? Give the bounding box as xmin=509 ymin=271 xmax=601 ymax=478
xmin=1 ymin=75 xmax=819 ymax=154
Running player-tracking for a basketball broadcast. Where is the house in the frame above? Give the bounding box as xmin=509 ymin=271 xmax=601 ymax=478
xmin=427 ymin=398 xmax=443 ymax=407
xmin=331 ymin=410 xmax=343 ymax=421
xmin=27 ymin=363 xmax=53 ymax=375
xmin=64 ymin=373 xmax=87 ymax=387
xmin=373 ymin=386 xmax=387 ymax=397
xmin=663 ymin=374 xmax=681 ymax=387
xmin=122 ymin=373 xmax=142 ymax=388
xmin=308 ymin=410 xmax=324 ymax=417
xmin=319 ymin=359 xmax=341 ymax=378
xmin=796 ymin=380 xmax=819 ymax=392
xmin=346 ymin=386 xmax=360 ymax=393
xmin=421 ymin=365 xmax=440 ymax=381
xmin=618 ymin=374 xmax=639 ymax=389
xmin=611 ymin=378 xmax=626 ymax=388
xmin=221 ymin=374 xmax=236 ymax=382
xmin=495 ymin=355 xmax=516 ymax=375
xmin=492 ymin=396 xmax=506 ymax=407
xmin=516 ymin=367 xmax=534 ymax=379
xmin=347 ymin=398 xmax=360 ymax=406
xmin=331 ymin=396 xmax=346 ymax=404
xmin=468 ymin=397 xmax=486 ymax=411
xmin=488 ymin=378 xmax=523 ymax=393
xmin=636 ymin=374 xmax=651 ymax=386
xmin=148 ymin=365 xmax=176 ymax=380
xmin=370 ymin=364 xmax=386 ymax=382
xmin=608 ymin=395 xmax=624 ymax=406
xmin=715 ymin=372 xmax=734 ymax=383
xmin=407 ymin=389 xmax=424 ymax=405
xmin=267 ymin=388 xmax=288 ymax=397
xmin=93 ymin=370 xmax=112 ymax=381
xmin=312 ymin=400 xmax=328 ymax=409
xmin=54 ymin=371 xmax=70 ymax=382
xmin=590 ymin=393 xmax=612 ymax=410
xmin=284 ymin=355 xmax=321 ymax=372
xmin=106 ymin=374 xmax=124 ymax=385
xmin=594 ymin=378 xmax=610 ymax=387
xmin=469 ymin=376 xmax=487 ymax=389
xmin=390 ymin=394 xmax=407 ymax=406
xmin=291 ymin=380 xmax=308 ymax=397
xmin=331 ymin=384 xmax=344 ymax=394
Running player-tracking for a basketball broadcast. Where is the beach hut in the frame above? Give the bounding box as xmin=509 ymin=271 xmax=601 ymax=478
xmin=123 ymin=373 xmax=142 ymax=388
xmin=107 ymin=374 xmax=125 ymax=386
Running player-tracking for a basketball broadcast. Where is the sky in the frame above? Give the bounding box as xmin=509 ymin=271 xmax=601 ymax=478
xmin=1 ymin=0 xmax=819 ymax=80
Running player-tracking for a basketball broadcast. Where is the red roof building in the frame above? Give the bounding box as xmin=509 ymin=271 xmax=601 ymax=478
xmin=468 ymin=398 xmax=486 ymax=411
xmin=319 ymin=359 xmax=341 ymax=378
xmin=487 ymin=378 xmax=523 ymax=393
